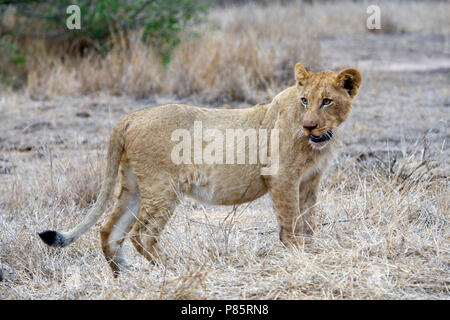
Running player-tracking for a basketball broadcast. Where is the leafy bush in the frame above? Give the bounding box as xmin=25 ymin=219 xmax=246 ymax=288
xmin=0 ymin=0 xmax=209 ymax=85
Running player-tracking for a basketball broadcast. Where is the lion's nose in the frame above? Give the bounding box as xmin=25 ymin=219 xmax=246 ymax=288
xmin=302 ymin=120 xmax=318 ymax=131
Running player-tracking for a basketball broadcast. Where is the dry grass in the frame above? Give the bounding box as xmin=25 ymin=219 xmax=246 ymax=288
xmin=24 ymin=2 xmax=323 ymax=102
xmin=0 ymin=136 xmax=448 ymax=299
xmin=18 ymin=0 xmax=450 ymax=102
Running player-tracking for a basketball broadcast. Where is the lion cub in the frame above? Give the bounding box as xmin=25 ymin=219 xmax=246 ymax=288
xmin=39 ymin=63 xmax=361 ymax=276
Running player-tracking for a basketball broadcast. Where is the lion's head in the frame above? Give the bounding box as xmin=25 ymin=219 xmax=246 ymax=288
xmin=295 ymin=63 xmax=362 ymax=149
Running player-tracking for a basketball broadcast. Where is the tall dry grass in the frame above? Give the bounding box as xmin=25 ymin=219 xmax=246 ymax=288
xmin=0 ymin=136 xmax=448 ymax=299
xmin=18 ymin=0 xmax=449 ymax=102
xmin=24 ymin=2 xmax=321 ymax=103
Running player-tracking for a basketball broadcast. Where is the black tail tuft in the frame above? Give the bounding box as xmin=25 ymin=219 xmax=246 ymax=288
xmin=38 ymin=230 xmax=67 ymax=247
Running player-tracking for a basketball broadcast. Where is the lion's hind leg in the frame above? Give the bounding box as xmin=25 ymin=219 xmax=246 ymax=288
xmin=100 ymin=165 xmax=140 ymax=277
xmin=129 ymin=185 xmax=177 ymax=264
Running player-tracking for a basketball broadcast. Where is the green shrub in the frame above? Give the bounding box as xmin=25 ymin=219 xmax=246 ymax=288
xmin=0 ymin=0 xmax=209 ymax=78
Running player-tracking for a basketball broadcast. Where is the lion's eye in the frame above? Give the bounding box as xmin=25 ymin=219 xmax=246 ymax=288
xmin=322 ymin=98 xmax=333 ymax=106
xmin=301 ymin=97 xmax=308 ymax=107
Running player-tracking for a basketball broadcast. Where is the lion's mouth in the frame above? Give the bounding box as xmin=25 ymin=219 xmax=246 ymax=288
xmin=309 ymin=130 xmax=333 ymax=143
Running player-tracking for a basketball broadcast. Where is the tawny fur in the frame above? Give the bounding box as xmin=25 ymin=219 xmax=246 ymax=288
xmin=39 ymin=63 xmax=361 ymax=276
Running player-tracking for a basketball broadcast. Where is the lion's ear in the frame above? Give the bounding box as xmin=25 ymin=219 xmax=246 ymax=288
xmin=295 ymin=63 xmax=309 ymax=86
xmin=336 ymin=68 xmax=362 ymax=98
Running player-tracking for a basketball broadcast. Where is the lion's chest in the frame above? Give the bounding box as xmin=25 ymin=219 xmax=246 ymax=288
xmin=299 ymin=150 xmax=332 ymax=183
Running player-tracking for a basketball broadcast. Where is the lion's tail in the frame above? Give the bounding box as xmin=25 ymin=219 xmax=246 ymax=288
xmin=38 ymin=122 xmax=127 ymax=248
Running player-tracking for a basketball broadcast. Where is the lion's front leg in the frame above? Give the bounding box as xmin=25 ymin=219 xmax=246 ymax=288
xmin=297 ymin=172 xmax=323 ymax=240
xmin=269 ymin=171 xmax=323 ymax=247
xmin=269 ymin=178 xmax=305 ymax=247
